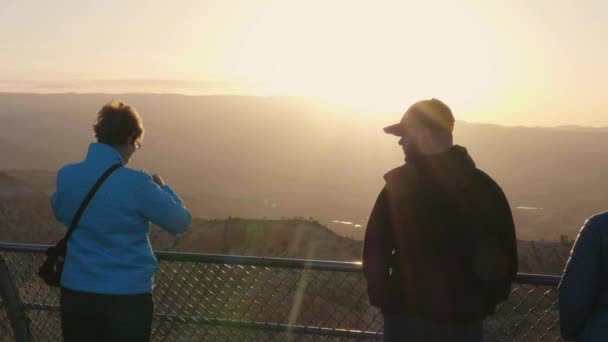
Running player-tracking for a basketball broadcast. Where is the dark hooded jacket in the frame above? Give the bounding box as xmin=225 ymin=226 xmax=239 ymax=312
xmin=363 ymin=145 xmax=518 ymax=323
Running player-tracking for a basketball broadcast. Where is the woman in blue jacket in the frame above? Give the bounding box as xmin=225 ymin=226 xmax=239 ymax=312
xmin=559 ymin=212 xmax=608 ymax=341
xmin=51 ymin=100 xmax=192 ymax=342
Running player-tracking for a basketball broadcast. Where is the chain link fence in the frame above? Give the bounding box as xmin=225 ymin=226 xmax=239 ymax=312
xmin=0 ymin=282 xmax=16 ymax=342
xmin=0 ymin=243 xmax=563 ymax=342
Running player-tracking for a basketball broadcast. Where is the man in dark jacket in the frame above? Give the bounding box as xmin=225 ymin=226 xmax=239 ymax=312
xmin=363 ymin=98 xmax=518 ymax=341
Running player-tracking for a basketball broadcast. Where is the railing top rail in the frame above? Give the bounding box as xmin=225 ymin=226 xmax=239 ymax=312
xmin=0 ymin=242 xmax=562 ymax=285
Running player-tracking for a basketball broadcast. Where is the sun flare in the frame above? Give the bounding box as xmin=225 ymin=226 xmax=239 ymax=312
xmin=228 ymin=1 xmax=508 ymax=117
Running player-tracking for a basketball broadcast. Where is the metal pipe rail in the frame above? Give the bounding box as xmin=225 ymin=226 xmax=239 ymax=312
xmin=0 ymin=242 xmax=563 ymax=283
xmin=0 ymin=242 xmax=564 ymax=341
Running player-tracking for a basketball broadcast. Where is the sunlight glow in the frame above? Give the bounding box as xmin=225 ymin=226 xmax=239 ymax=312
xmin=3 ymin=0 xmax=607 ymax=126
xmin=228 ymin=1 xmax=507 ymax=117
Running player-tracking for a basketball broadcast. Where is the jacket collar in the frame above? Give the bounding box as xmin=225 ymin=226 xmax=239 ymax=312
xmin=383 ymin=145 xmax=477 ymax=197
xmin=85 ymin=143 xmax=125 ymax=166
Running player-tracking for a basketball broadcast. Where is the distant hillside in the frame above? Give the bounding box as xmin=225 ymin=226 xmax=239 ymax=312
xmin=1 ymin=93 xmax=607 ymax=241
xmin=0 ymin=171 xmax=36 ymax=199
xmin=149 ymin=217 xmax=570 ymax=274
xmin=0 ymin=176 xmax=569 ymax=275
xmin=150 ymin=218 xmax=363 ymax=262
xmin=517 ymin=240 xmax=570 ymax=275
xmin=0 ymin=171 xmax=63 ymax=243
xmin=4 ymin=170 xmax=56 ymax=195
xmin=0 ymin=169 xmax=572 ymax=273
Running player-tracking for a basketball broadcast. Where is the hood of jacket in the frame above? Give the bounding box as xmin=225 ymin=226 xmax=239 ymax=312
xmin=384 ymin=145 xmax=477 ymax=196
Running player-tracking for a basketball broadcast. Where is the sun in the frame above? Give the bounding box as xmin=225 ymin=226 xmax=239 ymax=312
xmin=226 ymin=1 xmax=508 ymax=118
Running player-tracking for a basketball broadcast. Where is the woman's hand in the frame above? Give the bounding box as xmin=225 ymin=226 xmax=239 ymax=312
xmin=141 ymin=170 xmax=166 ymax=186
xmin=152 ymin=174 xmax=165 ymax=186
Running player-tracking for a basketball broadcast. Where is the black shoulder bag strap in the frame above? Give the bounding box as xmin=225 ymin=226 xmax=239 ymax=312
xmin=55 ymin=164 xmax=122 ymax=255
xmin=61 ymin=163 xmax=122 ymax=245
xmin=39 ymin=163 xmax=121 ymax=287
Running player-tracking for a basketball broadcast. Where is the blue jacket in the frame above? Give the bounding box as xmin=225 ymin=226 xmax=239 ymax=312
xmin=559 ymin=212 xmax=608 ymax=341
xmin=51 ymin=143 xmax=192 ymax=295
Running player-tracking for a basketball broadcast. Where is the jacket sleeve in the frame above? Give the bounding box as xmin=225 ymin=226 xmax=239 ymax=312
xmin=135 ymin=176 xmax=192 ymax=235
xmin=362 ymin=187 xmax=392 ymax=308
xmin=559 ymin=218 xmax=601 ymax=341
xmin=473 ymin=174 xmax=518 ymax=305
xmin=492 ymin=182 xmax=518 ymax=283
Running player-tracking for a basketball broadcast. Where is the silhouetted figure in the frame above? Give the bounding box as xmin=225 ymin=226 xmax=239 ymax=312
xmin=559 ymin=212 xmax=608 ymax=341
xmin=52 ymin=101 xmax=192 ymax=342
xmin=363 ymin=99 xmax=518 ymax=342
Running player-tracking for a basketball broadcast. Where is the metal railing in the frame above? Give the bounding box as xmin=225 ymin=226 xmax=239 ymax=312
xmin=0 ymin=243 xmax=563 ymax=341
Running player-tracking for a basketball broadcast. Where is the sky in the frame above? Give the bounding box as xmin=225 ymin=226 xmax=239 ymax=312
xmin=1 ymin=0 xmax=607 ymax=126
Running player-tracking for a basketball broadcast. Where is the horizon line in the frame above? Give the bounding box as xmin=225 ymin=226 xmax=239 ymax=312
xmin=0 ymin=91 xmax=606 ymax=130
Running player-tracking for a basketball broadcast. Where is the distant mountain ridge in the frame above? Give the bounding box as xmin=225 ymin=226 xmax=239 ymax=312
xmin=1 ymin=93 xmax=607 ymax=241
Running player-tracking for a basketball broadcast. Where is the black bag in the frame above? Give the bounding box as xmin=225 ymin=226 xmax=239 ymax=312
xmin=38 ymin=164 xmax=121 ymax=287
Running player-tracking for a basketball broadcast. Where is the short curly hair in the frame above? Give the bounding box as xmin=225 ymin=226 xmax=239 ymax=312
xmin=93 ymin=100 xmax=144 ymax=145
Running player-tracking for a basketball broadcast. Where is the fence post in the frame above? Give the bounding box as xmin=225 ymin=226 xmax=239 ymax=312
xmin=0 ymin=254 xmax=32 ymax=342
